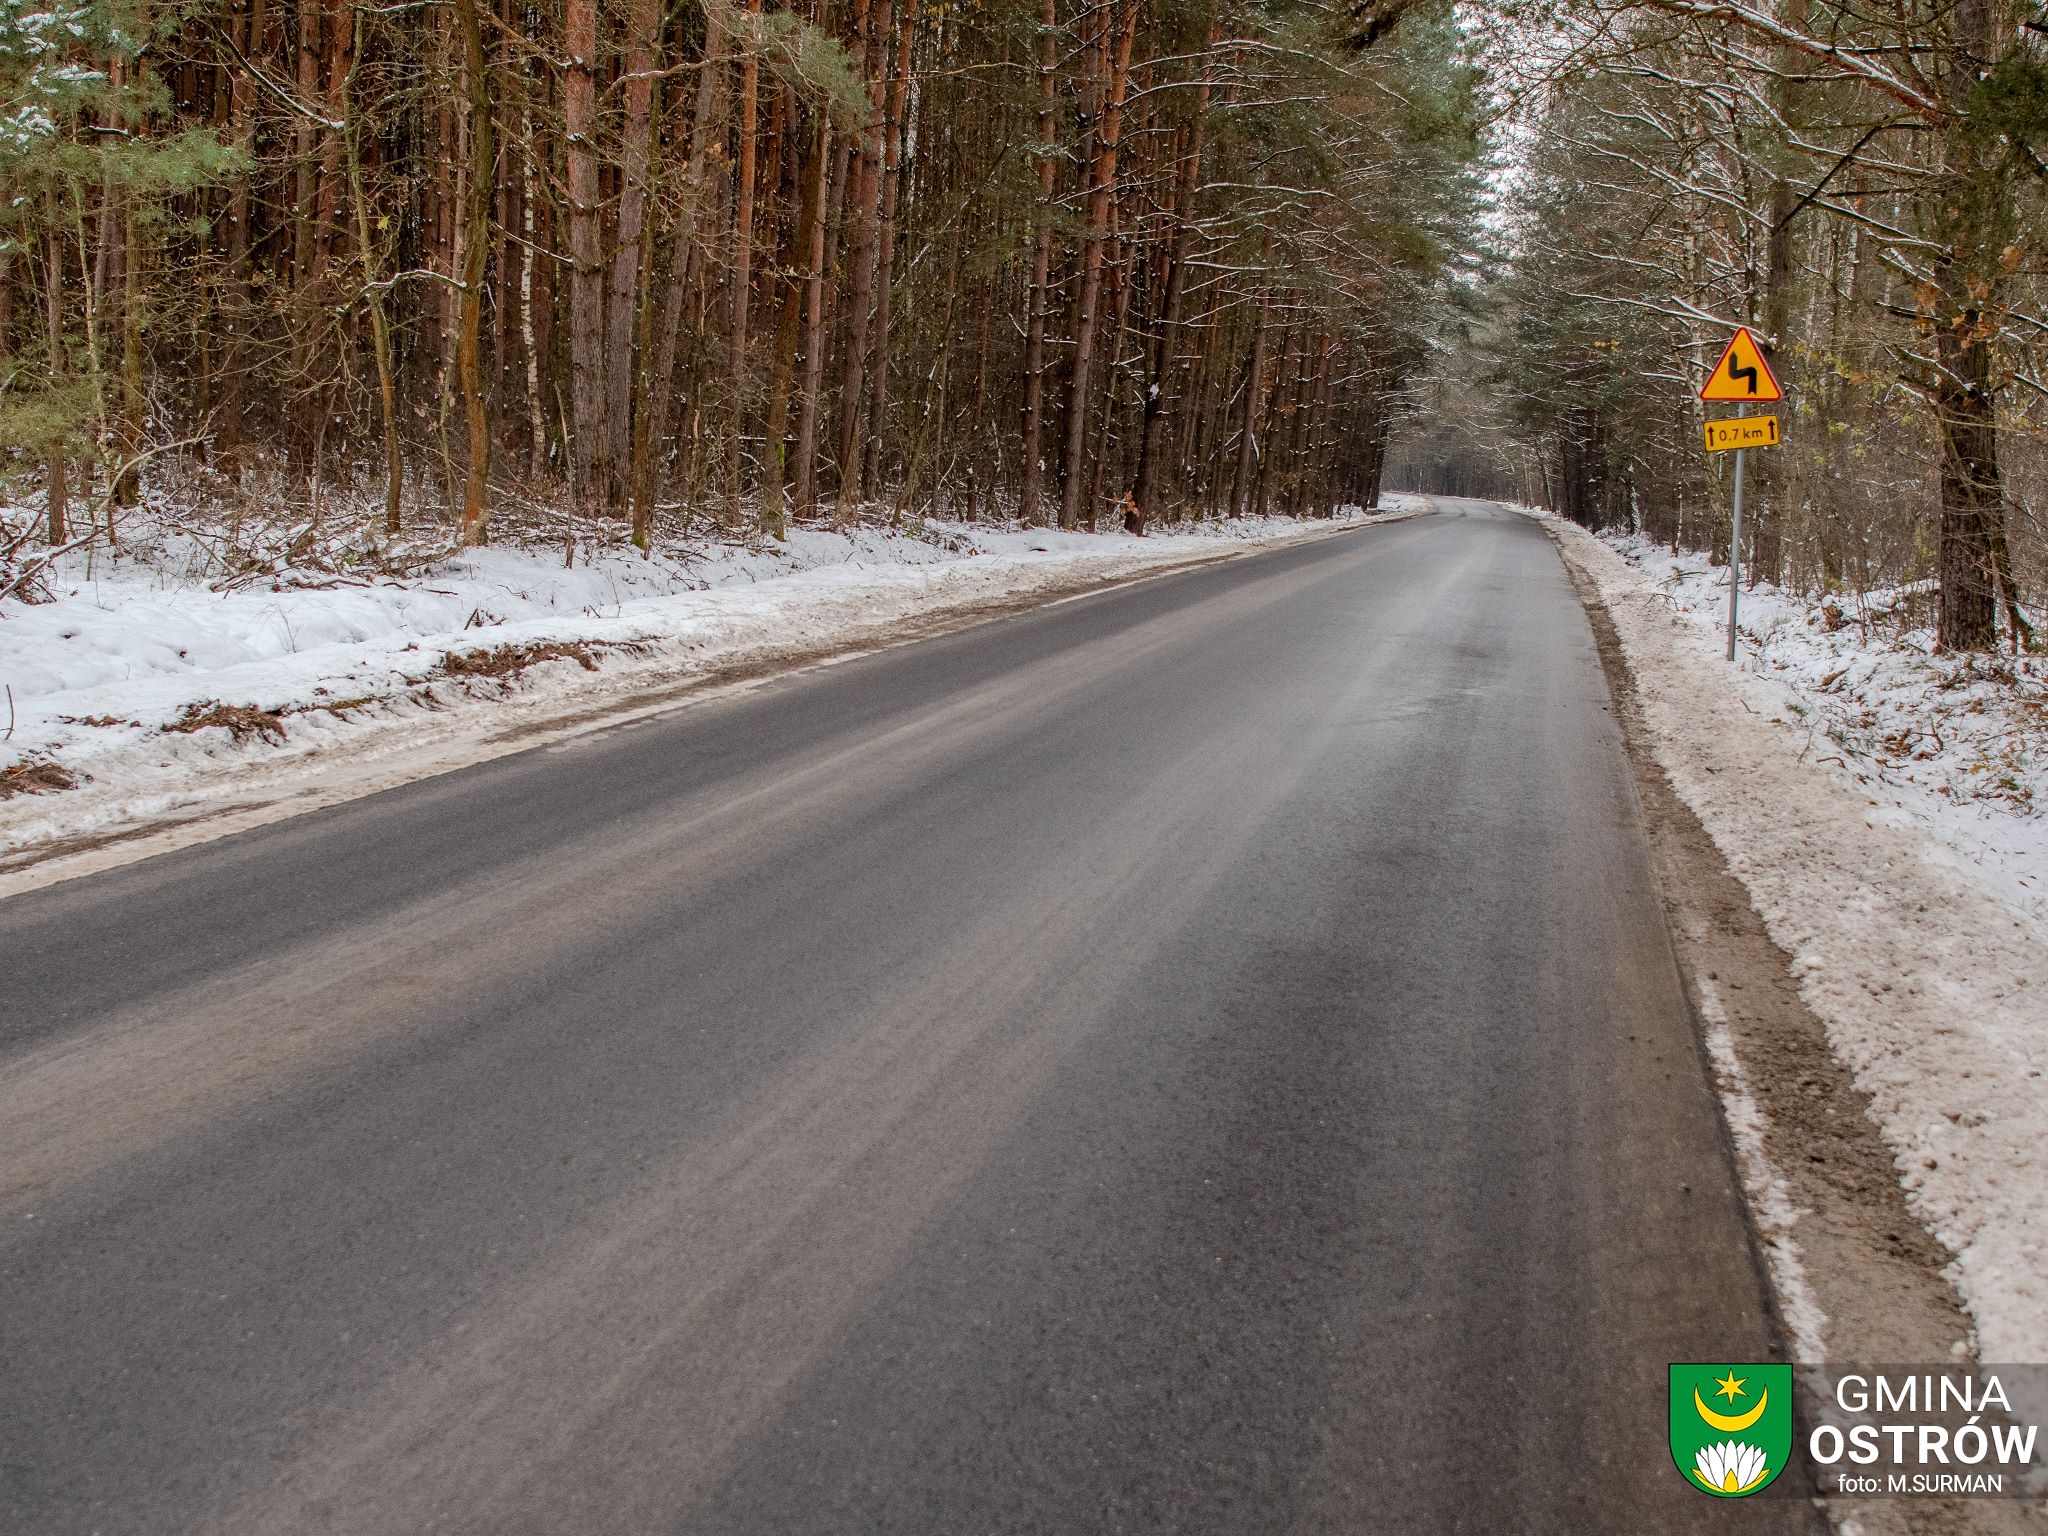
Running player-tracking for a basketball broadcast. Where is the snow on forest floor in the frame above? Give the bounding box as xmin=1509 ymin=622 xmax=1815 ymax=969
xmin=0 ymin=501 xmax=1415 ymax=869
xmin=1545 ymin=512 xmax=2048 ymax=1365
xmin=1606 ymin=532 xmax=2048 ymax=925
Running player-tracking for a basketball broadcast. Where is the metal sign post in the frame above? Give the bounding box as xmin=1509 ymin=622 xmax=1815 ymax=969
xmin=1726 ymin=414 xmax=1745 ymax=661
xmin=1698 ymin=327 xmax=1785 ymax=664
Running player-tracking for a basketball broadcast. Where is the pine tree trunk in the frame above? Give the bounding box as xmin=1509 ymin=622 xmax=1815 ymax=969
xmin=43 ymin=223 xmax=66 ymax=544
xmin=292 ymin=0 xmax=319 ymax=285
xmin=1231 ymin=282 xmax=1271 ymax=519
xmin=1929 ymin=0 xmax=2002 ymax=650
xmin=833 ymin=0 xmax=885 ymax=523
xmin=1180 ymin=288 xmax=1227 ymax=516
xmin=528 ymin=113 xmax=559 ymax=464
xmin=726 ymin=0 xmax=765 ymax=523
xmin=494 ymin=14 xmax=529 ymax=466
xmin=604 ymin=0 xmax=661 ymax=490
xmin=563 ymin=0 xmax=606 ymax=510
xmin=762 ymin=115 xmax=829 ymax=538
xmin=1131 ymin=57 xmax=1209 ymax=523
xmin=632 ymin=8 xmax=727 ymax=547
xmin=316 ymin=0 xmax=349 ymax=276
xmin=454 ymin=0 xmax=493 ymax=543
xmin=793 ymin=129 xmax=846 ymax=517
xmin=1016 ymin=0 xmax=1059 ymax=526
xmin=1746 ymin=0 xmax=1806 ymax=585
xmin=894 ymin=222 xmax=964 ymax=520
xmin=1055 ymin=0 xmax=1138 ymax=530
xmin=113 ymin=198 xmax=143 ymax=511
xmin=339 ymin=35 xmax=404 ymax=533
xmin=1303 ymin=336 xmax=1335 ymax=515
xmin=287 ymin=0 xmax=323 ymax=460
xmin=217 ymin=0 xmax=265 ymax=475
xmin=1932 ymin=308 xmax=1999 ymax=650
xmin=862 ymin=0 xmax=914 ymax=496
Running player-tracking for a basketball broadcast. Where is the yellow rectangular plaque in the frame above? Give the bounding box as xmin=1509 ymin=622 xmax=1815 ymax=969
xmin=1703 ymin=415 xmax=1780 ymax=452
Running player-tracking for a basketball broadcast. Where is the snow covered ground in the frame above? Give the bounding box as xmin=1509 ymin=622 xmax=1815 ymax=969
xmin=0 ymin=503 xmax=1416 ymax=870
xmin=1603 ymin=532 xmax=2047 ymax=926
xmin=1546 ymin=515 xmax=2048 ymax=1365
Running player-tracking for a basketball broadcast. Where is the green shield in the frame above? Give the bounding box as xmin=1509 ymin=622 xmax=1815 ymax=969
xmin=1668 ymin=1363 xmax=1794 ymax=1496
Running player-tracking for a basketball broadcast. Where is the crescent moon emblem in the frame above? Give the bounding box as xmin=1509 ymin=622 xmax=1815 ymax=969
xmin=1695 ymin=1386 xmax=1768 ymax=1434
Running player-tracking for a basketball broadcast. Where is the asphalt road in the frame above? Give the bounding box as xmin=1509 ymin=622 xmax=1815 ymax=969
xmin=0 ymin=500 xmax=1819 ymax=1533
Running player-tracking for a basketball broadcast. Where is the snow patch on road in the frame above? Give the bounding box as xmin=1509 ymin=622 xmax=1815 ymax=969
xmin=1546 ymin=516 xmax=2048 ymax=1363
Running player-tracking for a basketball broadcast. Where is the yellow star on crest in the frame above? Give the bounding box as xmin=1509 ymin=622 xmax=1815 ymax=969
xmin=1712 ymin=1370 xmax=1748 ymax=1404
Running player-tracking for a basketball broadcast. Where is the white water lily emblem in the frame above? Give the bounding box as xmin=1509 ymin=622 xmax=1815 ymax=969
xmin=1694 ymin=1440 xmax=1770 ymax=1494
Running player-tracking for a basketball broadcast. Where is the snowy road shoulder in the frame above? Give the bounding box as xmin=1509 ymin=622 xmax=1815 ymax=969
xmin=1543 ymin=513 xmax=2048 ymax=1364
xmin=0 ymin=507 xmax=1417 ymax=887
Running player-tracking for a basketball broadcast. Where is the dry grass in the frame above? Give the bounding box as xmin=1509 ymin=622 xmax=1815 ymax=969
xmin=165 ymin=701 xmax=288 ymax=743
xmin=437 ymin=640 xmax=605 ymax=679
xmin=0 ymin=760 xmax=78 ymax=798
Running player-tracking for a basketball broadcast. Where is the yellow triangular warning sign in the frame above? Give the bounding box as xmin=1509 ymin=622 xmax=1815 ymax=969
xmin=1700 ymin=327 xmax=1782 ymax=402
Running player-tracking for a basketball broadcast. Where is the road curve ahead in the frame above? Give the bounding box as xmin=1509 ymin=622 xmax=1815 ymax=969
xmin=1 ymin=500 xmax=1817 ymax=1534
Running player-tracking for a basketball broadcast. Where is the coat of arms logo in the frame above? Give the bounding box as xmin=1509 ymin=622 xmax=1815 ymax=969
xmin=1669 ymin=1362 xmax=1794 ymax=1496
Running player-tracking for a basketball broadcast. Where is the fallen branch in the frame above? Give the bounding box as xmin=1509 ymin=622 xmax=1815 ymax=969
xmin=0 ymin=533 xmax=97 ymax=606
